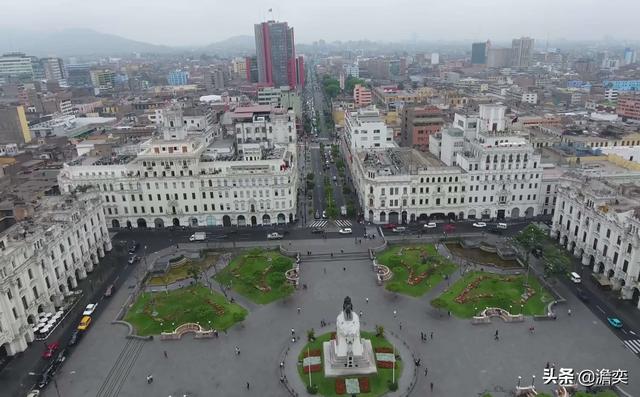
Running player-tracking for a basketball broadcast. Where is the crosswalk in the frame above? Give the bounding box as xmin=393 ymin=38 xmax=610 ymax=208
xmin=623 ymin=339 xmax=640 ymax=354
xmin=308 ymin=220 xmax=328 ymax=228
xmin=335 ymin=220 xmax=352 ymax=228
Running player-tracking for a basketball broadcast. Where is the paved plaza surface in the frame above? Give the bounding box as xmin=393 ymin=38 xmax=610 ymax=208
xmin=42 ymin=237 xmax=640 ymax=397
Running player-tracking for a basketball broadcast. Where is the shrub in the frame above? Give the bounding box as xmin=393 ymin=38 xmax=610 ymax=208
xmin=307 ymin=328 xmax=315 ymax=342
xmin=375 ymin=324 xmax=385 ymax=337
xmin=267 ymin=272 xmax=286 ymax=287
xmin=307 ymin=384 xmax=319 ymax=394
xmin=271 ymin=257 xmax=291 ymax=272
xmin=232 ymin=312 xmax=245 ymax=323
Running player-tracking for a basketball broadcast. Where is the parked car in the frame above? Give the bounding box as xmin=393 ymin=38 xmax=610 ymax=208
xmin=267 ymin=232 xmax=284 ymax=240
xmin=472 ymin=222 xmax=487 ymax=228
xmin=42 ymin=342 xmax=60 ymax=359
xmin=104 ymin=284 xmax=115 ymax=298
xmin=607 ymin=317 xmax=623 ymax=329
xmin=82 ymin=303 xmax=98 ymax=316
xmin=311 ymin=228 xmax=324 ymax=234
xmin=128 ymin=241 xmax=140 ymax=254
xmin=127 ymin=255 xmax=139 ymax=265
xmin=423 ymin=222 xmax=437 ymax=229
xmin=68 ymin=330 xmax=80 ymax=346
xmin=27 ymin=390 xmax=40 ymax=397
xmin=392 ymin=227 xmax=407 ymax=233
xmin=339 ymin=228 xmax=353 ymax=234
xmin=382 ymin=223 xmax=397 ymax=230
xmin=77 ymin=316 xmax=92 ymax=331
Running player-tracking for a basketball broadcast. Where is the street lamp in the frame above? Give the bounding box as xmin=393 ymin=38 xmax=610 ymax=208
xmin=517 ymin=376 xmax=521 ymax=387
xmin=531 ymin=375 xmax=536 ymax=388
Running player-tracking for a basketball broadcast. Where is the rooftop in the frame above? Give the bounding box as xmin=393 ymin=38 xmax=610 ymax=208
xmin=357 ymin=147 xmax=451 ymax=177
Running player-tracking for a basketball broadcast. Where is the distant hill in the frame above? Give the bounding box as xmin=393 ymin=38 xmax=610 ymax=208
xmin=0 ymin=28 xmax=174 ymax=57
xmin=203 ymin=35 xmax=255 ymax=54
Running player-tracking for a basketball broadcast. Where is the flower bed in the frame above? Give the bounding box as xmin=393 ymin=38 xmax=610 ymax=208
xmin=375 ymin=347 xmax=393 ymax=353
xmin=335 ymin=378 xmax=346 ymax=394
xmin=303 ymin=349 xmax=322 ymax=358
xmin=359 ymin=377 xmax=371 ymax=393
xmin=377 ymin=360 xmax=395 ymax=369
xmin=303 ymin=364 xmax=322 ymax=373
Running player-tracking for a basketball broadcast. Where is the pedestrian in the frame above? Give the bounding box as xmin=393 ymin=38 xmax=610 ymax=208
xmin=529 ymin=326 xmax=535 ymax=333
xmin=214 ymin=329 xmax=218 ymax=338
xmin=331 ymin=252 xmax=334 ymax=258
xmin=280 ymin=361 xmax=284 ymax=369
xmin=365 ymin=297 xmax=369 ymax=304
xmin=163 ymin=350 xmax=168 ymax=358
xmin=567 ymin=308 xmax=572 ymax=316
xmin=393 ymin=310 xmax=397 ymax=318
xmin=280 ymin=375 xmax=285 ymax=383
xmin=430 ymin=382 xmax=434 ymax=392
xmin=343 ymin=266 xmax=346 ymax=271
xmin=297 ymin=307 xmax=301 ymax=314
xmin=235 ymin=346 xmax=240 ymax=355
xmin=424 ymin=367 xmax=428 ymax=376
xmin=494 ymin=330 xmax=499 ymax=340
xmin=291 ymin=328 xmax=295 ymax=336
xmin=545 ymin=362 xmax=550 ymax=369
xmin=447 ymin=310 xmax=451 ymax=317
xmin=430 ymin=331 xmax=433 ymax=340
xmin=359 ymin=310 xmax=363 ymax=318
xmin=146 ymin=374 xmax=153 ymax=384
xmin=246 ymin=382 xmax=250 ymax=389
xmin=399 ymin=321 xmax=402 ymax=330
xmin=341 ymin=249 xmax=344 ymax=254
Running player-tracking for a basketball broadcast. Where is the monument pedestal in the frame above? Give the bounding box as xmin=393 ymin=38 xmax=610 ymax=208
xmin=323 ymin=338 xmax=378 ymax=377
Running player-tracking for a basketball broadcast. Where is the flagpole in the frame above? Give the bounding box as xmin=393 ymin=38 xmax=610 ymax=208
xmin=392 ymin=344 xmax=395 ymax=383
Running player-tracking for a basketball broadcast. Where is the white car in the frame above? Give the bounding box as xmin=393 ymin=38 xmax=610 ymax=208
xmin=339 ymin=228 xmax=353 ymax=234
xmin=392 ymin=227 xmax=407 ymax=233
xmin=267 ymin=232 xmax=284 ymax=240
xmin=83 ymin=303 xmax=98 ymax=316
xmin=472 ymin=222 xmax=487 ymax=228
xmin=423 ymin=222 xmax=437 ymax=229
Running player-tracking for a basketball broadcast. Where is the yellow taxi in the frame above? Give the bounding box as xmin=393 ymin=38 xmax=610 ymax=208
xmin=77 ymin=316 xmax=92 ymax=331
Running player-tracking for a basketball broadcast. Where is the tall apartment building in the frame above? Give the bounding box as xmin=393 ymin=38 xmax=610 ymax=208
xmin=400 ymin=106 xmax=444 ymax=149
xmin=344 ymin=107 xmax=394 ymax=150
xmin=167 ymin=70 xmax=189 ymax=86
xmin=0 ymin=53 xmax=34 ymax=80
xmin=0 ymin=191 xmax=111 ymax=355
xmin=0 ymin=105 xmax=31 ymax=144
xmin=58 ymin=106 xmax=299 ymax=229
xmin=487 ymin=48 xmax=512 ymax=68
xmin=353 ymin=84 xmax=372 ymax=107
xmin=254 ymin=20 xmax=303 ymax=89
xmin=245 ymin=56 xmax=259 ymax=83
xmin=257 ymin=86 xmax=302 ymax=119
xmin=90 ymin=70 xmax=116 ymax=95
xmin=551 ymin=178 xmax=640 ymax=308
xmin=511 ymin=37 xmax=534 ymax=68
xmin=41 ymin=57 xmax=65 ymax=82
xmin=471 ymin=41 xmax=489 ymax=64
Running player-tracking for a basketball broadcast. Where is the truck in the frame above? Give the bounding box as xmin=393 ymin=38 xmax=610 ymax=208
xmin=189 ymin=232 xmax=206 ymax=242
xmin=340 ymin=205 xmax=347 ymax=216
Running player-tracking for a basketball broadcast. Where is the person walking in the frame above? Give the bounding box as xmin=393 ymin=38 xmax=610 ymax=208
xmin=235 ymin=346 xmax=240 ymax=355
xmin=430 ymin=382 xmax=434 ymax=392
xmin=163 ymin=350 xmax=168 ymax=358
xmin=365 ymin=297 xmax=369 ymax=304
xmin=393 ymin=310 xmax=397 ymax=318
xmin=297 ymin=307 xmax=301 ymax=314
xmin=291 ymin=328 xmax=295 ymax=336
xmin=430 ymin=331 xmax=433 ymax=340
xmin=494 ymin=330 xmax=499 ymax=340
xmin=424 ymin=367 xmax=428 ymax=377
xmin=567 ymin=308 xmax=572 ymax=316
xmin=246 ymin=382 xmax=250 ymax=389
xmin=146 ymin=374 xmax=153 ymax=384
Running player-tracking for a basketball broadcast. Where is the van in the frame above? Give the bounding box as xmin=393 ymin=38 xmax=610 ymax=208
xmin=570 ymin=272 xmax=581 ymax=283
xmin=497 ymin=223 xmax=508 ymax=230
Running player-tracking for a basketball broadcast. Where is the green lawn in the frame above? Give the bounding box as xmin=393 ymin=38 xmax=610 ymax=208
xmin=431 ymin=271 xmax=553 ymax=318
xmin=298 ymin=331 xmax=402 ymax=397
xmin=377 ymin=244 xmax=457 ymax=297
xmin=124 ymin=285 xmax=247 ymax=336
xmin=214 ymin=249 xmax=294 ymax=304
xmin=147 ymin=254 xmax=218 ymax=286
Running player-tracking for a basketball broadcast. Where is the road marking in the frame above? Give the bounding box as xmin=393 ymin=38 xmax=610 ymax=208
xmin=622 ymin=329 xmax=628 ymax=335
xmin=308 ymin=220 xmax=328 ymax=228
xmin=596 ymin=305 xmax=605 ymax=313
xmin=623 ymin=339 xmax=640 ymax=354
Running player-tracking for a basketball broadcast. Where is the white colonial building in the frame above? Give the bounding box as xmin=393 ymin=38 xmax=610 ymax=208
xmin=344 ymin=106 xmax=394 ymax=150
xmin=551 ymin=177 xmax=640 ymax=308
xmin=0 ymin=191 xmax=110 ymax=356
xmin=58 ymin=106 xmax=299 ymax=228
xmin=351 ymin=147 xmax=468 ymax=224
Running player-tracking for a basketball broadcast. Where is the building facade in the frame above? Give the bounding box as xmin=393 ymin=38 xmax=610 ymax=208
xmin=58 ymin=106 xmax=299 ymax=229
xmin=344 ymin=107 xmax=394 ymax=150
xmin=167 ymin=70 xmax=189 ymax=86
xmin=254 ymin=20 xmax=302 ymax=89
xmin=353 ymin=84 xmax=372 ymax=107
xmin=618 ymin=98 xmax=640 ymax=120
xmin=511 ymin=37 xmax=534 ymax=68
xmin=400 ymin=105 xmax=445 ymax=150
xmin=0 ymin=53 xmax=34 ymax=81
xmin=0 ymin=105 xmax=31 ymax=145
xmin=0 ymin=191 xmax=111 ymax=356
xmin=471 ymin=41 xmax=489 ymax=65
xmin=551 ymin=179 xmax=640 ymax=308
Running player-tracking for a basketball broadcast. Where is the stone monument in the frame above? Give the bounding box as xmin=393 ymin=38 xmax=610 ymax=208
xmin=323 ymin=296 xmax=378 ymax=376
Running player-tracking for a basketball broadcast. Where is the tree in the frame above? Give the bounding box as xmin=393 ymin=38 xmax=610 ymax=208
xmin=375 ymin=324 xmax=385 ymax=337
xmin=543 ymin=246 xmax=570 ymax=276
xmin=188 ymin=264 xmax=201 ymax=284
xmin=344 ymin=75 xmax=366 ymax=94
xmin=307 ymin=328 xmax=315 ymax=342
xmin=514 ymin=224 xmax=547 ymax=286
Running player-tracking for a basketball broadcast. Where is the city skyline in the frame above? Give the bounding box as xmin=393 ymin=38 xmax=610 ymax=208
xmin=2 ymin=0 xmax=640 ymax=47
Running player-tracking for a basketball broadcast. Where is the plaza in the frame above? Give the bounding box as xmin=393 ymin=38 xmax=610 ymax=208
xmin=42 ymin=236 xmax=640 ymax=397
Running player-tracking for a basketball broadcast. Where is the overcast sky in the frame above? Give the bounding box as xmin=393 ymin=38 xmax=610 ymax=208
xmin=4 ymin=0 xmax=639 ymax=46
